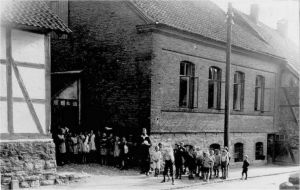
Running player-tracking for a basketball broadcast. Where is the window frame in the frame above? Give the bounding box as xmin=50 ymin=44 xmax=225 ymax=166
xmin=255 ymin=142 xmax=264 ymax=160
xmin=254 ymin=75 xmax=265 ymax=112
xmin=234 ymin=142 xmax=244 ymax=162
xmin=179 ymin=61 xmax=198 ymax=108
xmin=208 ymin=66 xmax=222 ymax=109
xmin=233 ymin=71 xmax=245 ymax=111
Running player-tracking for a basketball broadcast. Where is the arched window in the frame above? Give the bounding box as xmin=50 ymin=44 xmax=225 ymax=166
xmin=210 ymin=143 xmax=221 ymax=151
xmin=208 ymin=67 xmax=222 ymax=109
xmin=233 ymin=71 xmax=245 ymax=111
xmin=234 ymin=143 xmax=244 ymax=162
xmin=255 ymin=142 xmax=264 ymax=160
xmin=255 ymin=75 xmax=265 ymax=111
xmin=179 ymin=61 xmax=198 ymax=108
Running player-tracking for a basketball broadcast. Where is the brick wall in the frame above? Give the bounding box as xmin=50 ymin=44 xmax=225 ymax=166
xmin=51 ymin=1 xmax=152 ymax=135
xmin=150 ymin=132 xmax=268 ymax=167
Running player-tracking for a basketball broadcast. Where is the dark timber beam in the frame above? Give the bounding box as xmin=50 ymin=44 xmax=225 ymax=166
xmin=6 ymin=28 xmax=13 ymax=133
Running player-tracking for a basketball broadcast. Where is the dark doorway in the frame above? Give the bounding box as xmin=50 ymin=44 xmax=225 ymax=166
xmin=51 ymin=71 xmax=82 ymax=134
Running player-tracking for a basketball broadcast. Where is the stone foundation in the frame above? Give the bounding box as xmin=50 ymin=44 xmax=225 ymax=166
xmin=150 ymin=132 xmax=268 ymax=167
xmin=0 ymin=139 xmax=57 ymax=188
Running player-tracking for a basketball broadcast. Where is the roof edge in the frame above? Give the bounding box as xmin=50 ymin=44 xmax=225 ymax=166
xmin=137 ymin=23 xmax=287 ymax=63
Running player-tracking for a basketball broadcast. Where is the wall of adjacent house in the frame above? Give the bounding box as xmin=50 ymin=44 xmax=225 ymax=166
xmin=50 ymin=1 xmax=152 ymax=135
xmin=0 ymin=28 xmax=47 ymax=135
xmin=0 ymin=27 xmax=57 ymax=188
xmin=150 ymin=31 xmax=281 ymax=165
xmin=275 ymin=69 xmax=299 ymax=163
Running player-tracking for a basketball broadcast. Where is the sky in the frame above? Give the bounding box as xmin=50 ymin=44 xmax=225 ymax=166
xmin=213 ymin=0 xmax=299 ymax=46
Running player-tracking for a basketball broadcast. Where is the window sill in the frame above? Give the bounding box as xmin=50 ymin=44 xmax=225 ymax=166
xmin=161 ymin=107 xmax=273 ymax=116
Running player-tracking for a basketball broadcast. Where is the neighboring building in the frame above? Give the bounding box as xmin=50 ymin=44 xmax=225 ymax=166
xmin=50 ymin=0 xmax=299 ymax=166
xmin=0 ymin=1 xmax=70 ymax=188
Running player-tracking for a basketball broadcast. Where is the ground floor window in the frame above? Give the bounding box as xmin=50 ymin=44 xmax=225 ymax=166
xmin=234 ymin=143 xmax=244 ymax=162
xmin=255 ymin=142 xmax=265 ymax=160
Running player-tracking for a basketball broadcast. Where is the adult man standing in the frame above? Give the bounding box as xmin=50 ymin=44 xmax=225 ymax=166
xmin=140 ymin=128 xmax=151 ymax=175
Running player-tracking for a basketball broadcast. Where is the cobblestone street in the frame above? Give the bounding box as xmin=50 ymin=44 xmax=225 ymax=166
xmin=34 ymin=164 xmax=299 ymax=190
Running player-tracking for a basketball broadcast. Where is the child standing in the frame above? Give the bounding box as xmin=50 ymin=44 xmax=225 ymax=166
xmin=202 ymin=151 xmax=213 ymax=182
xmin=100 ymin=132 xmax=108 ymax=165
xmin=113 ymin=136 xmax=121 ymax=167
xmin=120 ymin=137 xmax=129 ymax=170
xmin=83 ymin=132 xmax=90 ymax=164
xmin=151 ymin=146 xmax=162 ymax=177
xmin=71 ymin=133 xmax=79 ymax=163
xmin=213 ymin=149 xmax=221 ymax=178
xmin=221 ymin=149 xmax=229 ymax=179
xmin=241 ymin=155 xmax=249 ymax=180
xmin=161 ymin=147 xmax=175 ymax=185
xmin=89 ymin=130 xmax=96 ymax=163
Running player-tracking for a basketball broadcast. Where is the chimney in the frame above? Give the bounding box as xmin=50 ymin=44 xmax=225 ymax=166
xmin=277 ymin=19 xmax=288 ymax=38
xmin=250 ymin=4 xmax=259 ymax=24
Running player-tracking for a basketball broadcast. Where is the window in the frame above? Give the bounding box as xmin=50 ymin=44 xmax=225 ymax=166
xmin=179 ymin=61 xmax=198 ymax=108
xmin=255 ymin=75 xmax=265 ymax=111
xmin=255 ymin=142 xmax=264 ymax=160
xmin=208 ymin=67 xmax=222 ymax=109
xmin=234 ymin=143 xmax=244 ymax=162
xmin=233 ymin=71 xmax=245 ymax=111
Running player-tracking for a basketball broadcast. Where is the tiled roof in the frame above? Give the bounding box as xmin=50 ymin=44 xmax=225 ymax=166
xmin=234 ymin=10 xmax=300 ymax=73
xmin=131 ymin=0 xmax=299 ymax=72
xmin=1 ymin=0 xmax=71 ymax=33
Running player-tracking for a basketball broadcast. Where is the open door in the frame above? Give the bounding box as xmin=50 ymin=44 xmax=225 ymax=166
xmin=51 ymin=71 xmax=82 ymax=134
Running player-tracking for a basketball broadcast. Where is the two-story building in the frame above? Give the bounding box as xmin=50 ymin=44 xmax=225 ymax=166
xmin=49 ymin=0 xmax=299 ymax=166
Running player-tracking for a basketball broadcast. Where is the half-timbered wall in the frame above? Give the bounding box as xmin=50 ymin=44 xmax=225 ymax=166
xmin=0 ymin=27 xmax=50 ymax=136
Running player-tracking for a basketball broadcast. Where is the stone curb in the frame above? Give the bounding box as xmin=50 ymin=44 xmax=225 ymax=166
xmin=165 ymin=170 xmax=300 ymax=190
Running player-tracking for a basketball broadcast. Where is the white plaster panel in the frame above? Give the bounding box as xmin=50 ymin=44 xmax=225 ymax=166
xmin=13 ymin=102 xmax=45 ymax=133
xmin=12 ymin=67 xmax=45 ymax=99
xmin=11 ymin=29 xmax=45 ymax=64
xmin=0 ymin=64 xmax=6 ymax=97
xmin=0 ymin=27 xmax=6 ymax=59
xmin=0 ymin=101 xmax=8 ymax=133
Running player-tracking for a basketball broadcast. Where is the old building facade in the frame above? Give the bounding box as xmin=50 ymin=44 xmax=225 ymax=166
xmin=49 ymin=0 xmax=299 ymax=166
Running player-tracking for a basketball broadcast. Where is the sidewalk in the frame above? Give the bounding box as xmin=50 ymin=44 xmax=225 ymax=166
xmin=36 ymin=164 xmax=300 ymax=190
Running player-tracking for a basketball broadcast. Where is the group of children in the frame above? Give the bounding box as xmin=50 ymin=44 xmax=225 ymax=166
xmin=55 ymin=127 xmax=250 ymax=185
xmin=55 ymin=126 xmax=132 ymax=170
xmin=151 ymin=142 xmax=249 ymax=185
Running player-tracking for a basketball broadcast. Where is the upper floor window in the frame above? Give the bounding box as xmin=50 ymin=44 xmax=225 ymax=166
xmin=179 ymin=61 xmax=198 ymax=108
xmin=233 ymin=71 xmax=245 ymax=111
xmin=255 ymin=75 xmax=265 ymax=111
xmin=208 ymin=66 xmax=222 ymax=109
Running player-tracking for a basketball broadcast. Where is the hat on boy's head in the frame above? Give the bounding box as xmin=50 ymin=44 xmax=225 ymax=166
xmin=224 ymin=146 xmax=228 ymax=151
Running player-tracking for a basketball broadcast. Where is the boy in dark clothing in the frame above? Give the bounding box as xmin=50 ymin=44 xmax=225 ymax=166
xmin=161 ymin=147 xmax=175 ymax=185
xmin=174 ymin=143 xmax=184 ymax=179
xmin=241 ymin=155 xmax=249 ymax=180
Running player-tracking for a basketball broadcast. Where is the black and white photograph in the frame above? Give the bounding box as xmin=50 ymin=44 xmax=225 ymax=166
xmin=0 ymin=0 xmax=299 ymax=189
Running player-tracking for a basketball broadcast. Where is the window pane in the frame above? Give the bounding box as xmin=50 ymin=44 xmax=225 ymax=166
xmin=180 ymin=62 xmax=185 ymax=75
xmin=179 ymin=77 xmax=189 ymax=107
xmin=208 ymin=81 xmax=214 ymax=108
xmin=255 ymin=87 xmax=261 ymax=110
xmin=192 ymin=77 xmax=198 ymax=108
